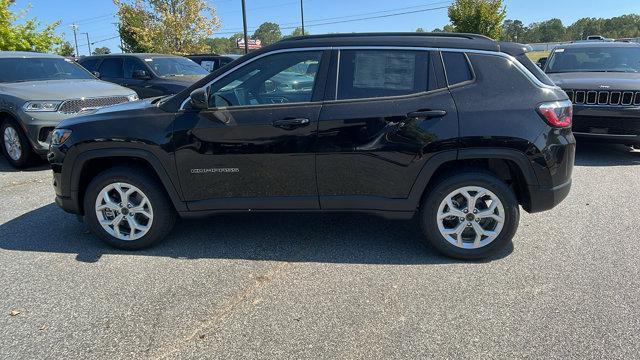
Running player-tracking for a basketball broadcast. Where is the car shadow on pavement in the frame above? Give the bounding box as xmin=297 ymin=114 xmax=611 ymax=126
xmin=574 ymin=143 xmax=640 ymax=166
xmin=0 ymin=203 xmax=513 ymax=265
xmin=0 ymin=157 xmax=49 ymax=172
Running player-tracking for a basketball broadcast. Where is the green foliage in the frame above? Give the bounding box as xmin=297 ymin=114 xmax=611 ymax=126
xmin=290 ymin=27 xmax=309 ymax=37
xmin=448 ymin=0 xmax=506 ymax=39
xmin=526 ymin=19 xmax=566 ymax=42
xmin=114 ymin=0 xmax=221 ymax=54
xmin=0 ymin=0 xmax=63 ymax=52
xmin=93 ymin=46 xmax=111 ymax=55
xmin=55 ymin=41 xmax=75 ymax=56
xmin=202 ymin=32 xmax=246 ymax=55
xmin=252 ymin=22 xmax=282 ymax=46
xmin=502 ymin=19 xmax=525 ymax=41
xmin=416 ymin=27 xmax=426 ymax=32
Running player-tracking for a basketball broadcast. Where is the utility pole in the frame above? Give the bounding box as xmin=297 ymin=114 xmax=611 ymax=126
xmin=81 ymin=32 xmax=91 ymax=55
xmin=241 ymin=0 xmax=249 ymax=54
xmin=300 ymin=0 xmax=305 ymax=35
xmin=70 ymin=24 xmax=79 ymax=57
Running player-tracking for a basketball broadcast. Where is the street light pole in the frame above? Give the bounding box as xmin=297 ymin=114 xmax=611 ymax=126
xmin=300 ymin=0 xmax=305 ymax=35
xmin=241 ymin=0 xmax=249 ymax=54
xmin=81 ymin=32 xmax=91 ymax=55
xmin=70 ymin=24 xmax=79 ymax=57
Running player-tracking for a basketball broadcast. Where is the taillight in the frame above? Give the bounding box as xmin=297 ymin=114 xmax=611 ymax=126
xmin=537 ymin=100 xmax=573 ymax=128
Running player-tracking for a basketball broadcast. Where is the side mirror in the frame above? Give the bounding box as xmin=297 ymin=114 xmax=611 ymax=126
xmin=132 ymin=69 xmax=151 ymax=80
xmin=537 ymin=57 xmax=548 ymax=70
xmin=189 ymin=88 xmax=208 ymax=110
xmin=92 ymin=71 xmax=101 ymax=78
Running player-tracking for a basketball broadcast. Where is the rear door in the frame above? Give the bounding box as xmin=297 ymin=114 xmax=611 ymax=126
xmin=315 ymin=48 xmax=459 ymax=211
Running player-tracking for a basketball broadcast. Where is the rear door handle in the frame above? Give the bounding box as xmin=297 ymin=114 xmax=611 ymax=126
xmin=407 ymin=110 xmax=447 ymax=119
xmin=272 ymin=118 xmax=310 ymax=130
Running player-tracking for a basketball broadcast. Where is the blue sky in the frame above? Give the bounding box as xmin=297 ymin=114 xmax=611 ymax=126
xmin=15 ymin=0 xmax=640 ymax=55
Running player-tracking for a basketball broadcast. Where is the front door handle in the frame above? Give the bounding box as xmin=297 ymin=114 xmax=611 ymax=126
xmin=407 ymin=110 xmax=447 ymax=119
xmin=272 ymin=118 xmax=310 ymax=130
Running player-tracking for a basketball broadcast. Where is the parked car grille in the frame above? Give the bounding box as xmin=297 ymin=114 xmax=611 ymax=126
xmin=58 ymin=96 xmax=129 ymax=114
xmin=564 ymin=89 xmax=640 ymax=106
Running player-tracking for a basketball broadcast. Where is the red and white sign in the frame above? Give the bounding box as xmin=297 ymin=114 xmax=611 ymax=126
xmin=236 ymin=38 xmax=262 ymax=49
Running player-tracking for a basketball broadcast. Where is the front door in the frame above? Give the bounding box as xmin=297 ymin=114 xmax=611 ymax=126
xmin=315 ymin=49 xmax=459 ymax=211
xmin=173 ymin=50 xmax=330 ymax=211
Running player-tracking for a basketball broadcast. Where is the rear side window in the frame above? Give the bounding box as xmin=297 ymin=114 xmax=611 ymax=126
xmin=79 ymin=58 xmax=100 ymax=72
xmin=442 ymin=52 xmax=473 ymax=85
xmin=99 ymin=58 xmax=123 ymax=78
xmin=337 ymin=50 xmax=429 ymax=100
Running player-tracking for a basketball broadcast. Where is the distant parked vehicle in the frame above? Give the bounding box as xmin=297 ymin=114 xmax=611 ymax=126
xmin=78 ymin=54 xmax=208 ymax=98
xmin=186 ymin=54 xmax=242 ymax=72
xmin=0 ymin=51 xmax=138 ymax=168
xmin=543 ymin=41 xmax=640 ymax=146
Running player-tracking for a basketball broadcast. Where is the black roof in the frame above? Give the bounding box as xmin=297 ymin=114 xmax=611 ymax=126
xmin=556 ymin=41 xmax=640 ymax=49
xmin=82 ymin=53 xmax=184 ymax=59
xmin=267 ymin=32 xmax=528 ymax=55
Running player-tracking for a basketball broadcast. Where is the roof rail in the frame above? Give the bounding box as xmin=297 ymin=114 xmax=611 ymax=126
xmin=280 ymin=32 xmax=495 ymax=42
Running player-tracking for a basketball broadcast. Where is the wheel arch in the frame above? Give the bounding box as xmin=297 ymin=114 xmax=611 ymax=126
xmin=70 ymin=148 xmax=186 ymax=215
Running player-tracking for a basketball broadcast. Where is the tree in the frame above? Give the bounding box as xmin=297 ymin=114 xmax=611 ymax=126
xmin=55 ymin=41 xmax=75 ymax=56
xmin=290 ymin=26 xmax=309 ymax=37
xmin=0 ymin=0 xmax=63 ymax=52
xmin=527 ymin=19 xmax=566 ymax=42
xmin=114 ymin=0 xmax=221 ymax=54
xmin=416 ymin=27 xmax=426 ymax=32
xmin=252 ymin=22 xmax=282 ymax=46
xmin=93 ymin=46 xmax=111 ymax=55
xmin=447 ymin=0 xmax=506 ymax=39
xmin=502 ymin=19 xmax=525 ymax=42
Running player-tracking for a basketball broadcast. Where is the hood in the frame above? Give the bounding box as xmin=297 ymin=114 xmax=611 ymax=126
xmin=0 ymin=79 xmax=135 ymax=100
xmin=547 ymin=72 xmax=640 ymax=91
xmin=157 ymin=75 xmax=206 ymax=86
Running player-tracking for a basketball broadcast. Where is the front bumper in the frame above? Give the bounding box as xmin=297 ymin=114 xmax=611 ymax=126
xmin=18 ymin=112 xmax=71 ymax=154
xmin=572 ymin=105 xmax=640 ymax=145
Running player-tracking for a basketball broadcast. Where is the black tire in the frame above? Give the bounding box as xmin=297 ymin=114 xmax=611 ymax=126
xmin=83 ymin=166 xmax=177 ymax=249
xmin=1 ymin=120 xmax=35 ymax=168
xmin=419 ymin=170 xmax=520 ymax=260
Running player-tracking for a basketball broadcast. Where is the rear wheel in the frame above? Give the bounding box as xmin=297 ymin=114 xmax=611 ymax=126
xmin=83 ymin=167 xmax=176 ymax=249
xmin=419 ymin=171 xmax=520 ymax=260
xmin=1 ymin=120 xmax=35 ymax=168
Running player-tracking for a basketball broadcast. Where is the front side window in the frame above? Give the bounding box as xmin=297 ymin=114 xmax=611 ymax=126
xmin=208 ymin=51 xmax=323 ymax=108
xmin=146 ymin=57 xmax=209 ymax=78
xmin=0 ymin=58 xmax=94 ymax=83
xmin=124 ymin=57 xmax=148 ymax=79
xmin=337 ymin=50 xmax=429 ymax=100
xmin=546 ymin=46 xmax=640 ymax=73
xmin=99 ymin=58 xmax=124 ymax=78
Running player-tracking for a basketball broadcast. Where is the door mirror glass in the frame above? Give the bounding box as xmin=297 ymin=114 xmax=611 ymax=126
xmin=132 ymin=69 xmax=151 ymax=79
xmin=537 ymin=57 xmax=548 ymax=69
xmin=189 ymin=87 xmax=209 ymax=110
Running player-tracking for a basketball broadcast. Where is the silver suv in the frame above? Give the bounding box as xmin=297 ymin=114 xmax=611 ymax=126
xmin=0 ymin=51 xmax=138 ymax=167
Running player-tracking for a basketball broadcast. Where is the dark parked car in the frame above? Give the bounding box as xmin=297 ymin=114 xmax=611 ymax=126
xmin=78 ymin=54 xmax=208 ymax=99
xmin=187 ymin=54 xmax=241 ymax=72
xmin=49 ymin=33 xmax=575 ymax=260
xmin=542 ymin=41 xmax=640 ymax=146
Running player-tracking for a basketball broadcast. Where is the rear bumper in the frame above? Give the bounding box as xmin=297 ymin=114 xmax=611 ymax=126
xmin=524 ymin=179 xmax=572 ymax=213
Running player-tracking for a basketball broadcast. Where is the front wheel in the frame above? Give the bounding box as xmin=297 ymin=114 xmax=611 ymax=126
xmin=419 ymin=171 xmax=520 ymax=260
xmin=83 ymin=167 xmax=176 ymax=249
xmin=2 ymin=120 xmax=35 ymax=168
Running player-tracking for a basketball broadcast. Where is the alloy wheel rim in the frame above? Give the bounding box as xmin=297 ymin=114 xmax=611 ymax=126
xmin=436 ymin=186 xmax=505 ymax=249
xmin=3 ymin=126 xmax=22 ymax=161
xmin=95 ymin=182 xmax=153 ymax=241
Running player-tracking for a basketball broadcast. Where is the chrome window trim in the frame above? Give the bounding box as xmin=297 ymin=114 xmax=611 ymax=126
xmin=180 ymin=45 xmax=559 ymax=110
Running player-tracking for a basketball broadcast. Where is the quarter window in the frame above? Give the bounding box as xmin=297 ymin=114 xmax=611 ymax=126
xmin=98 ymin=58 xmax=124 ymax=78
xmin=208 ymin=51 xmax=323 ymax=108
xmin=337 ymin=50 xmax=429 ymax=100
xmin=442 ymin=52 xmax=473 ymax=85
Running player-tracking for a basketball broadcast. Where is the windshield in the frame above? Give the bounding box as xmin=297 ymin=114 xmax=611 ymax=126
xmin=0 ymin=58 xmax=95 ymax=83
xmin=145 ymin=57 xmax=209 ymax=77
xmin=546 ymin=47 xmax=640 ymax=73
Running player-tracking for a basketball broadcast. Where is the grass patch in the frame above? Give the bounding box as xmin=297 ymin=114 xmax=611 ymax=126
xmin=527 ymin=51 xmax=550 ymax=63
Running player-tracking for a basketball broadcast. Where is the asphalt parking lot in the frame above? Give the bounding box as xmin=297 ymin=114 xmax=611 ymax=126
xmin=1 ymin=143 xmax=639 ymax=359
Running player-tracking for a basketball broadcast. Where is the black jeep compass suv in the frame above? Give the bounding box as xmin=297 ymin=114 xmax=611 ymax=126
xmin=48 ymin=33 xmax=575 ymax=260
